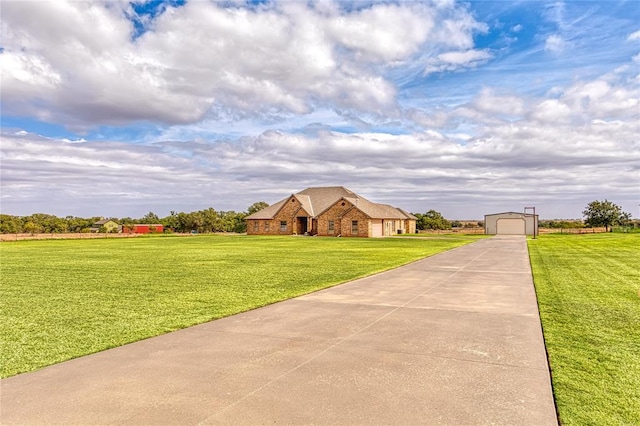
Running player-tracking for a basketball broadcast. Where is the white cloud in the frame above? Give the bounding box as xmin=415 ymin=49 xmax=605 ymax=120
xmin=472 ymin=89 xmax=524 ymax=117
xmin=530 ymin=99 xmax=572 ymax=123
xmin=559 ymin=78 xmax=639 ymax=120
xmin=438 ymin=50 xmax=492 ymax=65
xmin=406 ymin=109 xmax=451 ymax=129
xmin=2 ymin=1 xmax=639 ymax=220
xmin=3 ymin=79 xmax=637 ymax=219
xmin=408 ymin=67 xmax=639 ymax=129
xmin=431 ymin=8 xmax=488 ymax=50
xmin=627 ymin=30 xmax=640 ymax=41
xmin=326 ymin=3 xmax=432 ymax=62
xmin=544 ymin=34 xmax=567 ymax=52
xmin=0 ymin=0 xmax=485 ymax=128
xmin=424 ymin=49 xmax=492 ymax=74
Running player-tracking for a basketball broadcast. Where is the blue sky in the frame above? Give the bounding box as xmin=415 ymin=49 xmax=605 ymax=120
xmin=1 ymin=0 xmax=638 ymax=219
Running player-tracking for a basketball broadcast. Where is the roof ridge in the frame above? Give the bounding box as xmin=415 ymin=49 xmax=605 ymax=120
xmin=246 ymin=187 xmax=415 ymax=221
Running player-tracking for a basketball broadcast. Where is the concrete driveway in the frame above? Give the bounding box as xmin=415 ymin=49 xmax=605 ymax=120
xmin=1 ymin=236 xmax=557 ymax=425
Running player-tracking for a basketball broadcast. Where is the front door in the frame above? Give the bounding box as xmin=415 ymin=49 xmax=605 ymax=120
xmin=297 ymin=217 xmax=308 ymax=234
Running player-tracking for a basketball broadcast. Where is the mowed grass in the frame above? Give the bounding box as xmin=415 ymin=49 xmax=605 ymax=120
xmin=393 ymin=233 xmax=488 ymax=238
xmin=528 ymin=233 xmax=640 ymax=425
xmin=0 ymin=234 xmax=480 ymax=378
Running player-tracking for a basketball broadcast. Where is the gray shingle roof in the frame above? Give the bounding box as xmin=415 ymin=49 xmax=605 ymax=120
xmin=245 ymin=187 xmax=414 ymax=220
xmin=396 ymin=208 xmax=418 ymax=220
xmin=297 ymin=186 xmax=358 ymax=216
xmin=244 ymin=198 xmax=288 ymax=220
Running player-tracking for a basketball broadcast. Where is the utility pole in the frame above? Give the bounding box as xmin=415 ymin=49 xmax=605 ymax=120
xmin=524 ymin=206 xmax=537 ymax=239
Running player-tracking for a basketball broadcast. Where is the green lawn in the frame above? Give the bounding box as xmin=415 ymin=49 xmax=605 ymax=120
xmin=0 ymin=234 xmax=479 ymax=378
xmin=393 ymin=232 xmax=488 ymax=238
xmin=528 ymin=233 xmax=640 ymax=425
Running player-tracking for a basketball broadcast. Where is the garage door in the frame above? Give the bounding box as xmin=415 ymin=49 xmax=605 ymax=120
xmin=497 ymin=218 xmax=525 ymax=234
xmin=371 ymin=220 xmax=383 ymax=237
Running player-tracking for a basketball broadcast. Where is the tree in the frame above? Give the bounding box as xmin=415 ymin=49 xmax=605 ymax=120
xmin=413 ymin=209 xmax=451 ymax=230
xmin=66 ymin=216 xmax=93 ymax=233
xmin=582 ymin=200 xmax=630 ymax=232
xmin=23 ymin=221 xmax=43 ymax=234
xmin=247 ymin=201 xmax=269 ymax=215
xmin=0 ymin=214 xmax=23 ymax=233
xmin=539 ymin=220 xmax=584 ymax=229
xmin=141 ymin=211 xmax=160 ymax=224
xmin=217 ymin=210 xmax=247 ymax=233
xmin=201 ymin=208 xmax=222 ymax=233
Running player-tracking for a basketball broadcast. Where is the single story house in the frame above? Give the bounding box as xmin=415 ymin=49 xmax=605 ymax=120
xmin=246 ymin=186 xmax=417 ymax=238
xmin=90 ymin=219 xmax=119 ymax=233
xmin=484 ymin=212 xmax=538 ymax=236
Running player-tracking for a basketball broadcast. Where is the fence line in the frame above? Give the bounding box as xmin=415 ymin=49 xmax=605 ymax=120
xmin=418 ymin=228 xmax=485 ymax=234
xmin=0 ymin=228 xmax=611 ymax=241
xmin=538 ymin=227 xmax=608 ymax=234
xmin=0 ymin=233 xmax=144 ymax=242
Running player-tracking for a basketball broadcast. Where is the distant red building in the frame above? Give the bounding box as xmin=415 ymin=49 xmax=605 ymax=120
xmin=122 ymin=224 xmax=164 ymax=234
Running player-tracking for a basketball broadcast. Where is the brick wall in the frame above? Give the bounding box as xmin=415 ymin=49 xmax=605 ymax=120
xmin=247 ymin=197 xmax=417 ymax=238
xmin=340 ymin=207 xmax=371 ymax=238
xmin=247 ymin=196 xmax=311 ymax=235
xmin=316 ymin=199 xmax=353 ymax=236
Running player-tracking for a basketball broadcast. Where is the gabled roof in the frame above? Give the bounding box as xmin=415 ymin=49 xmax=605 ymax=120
xmin=484 ymin=212 xmax=538 ymax=217
xmin=93 ymin=219 xmax=116 ymax=225
xmin=245 ymin=186 xmax=415 ymax=220
xmin=396 ymin=208 xmax=418 ymax=220
xmin=297 ymin=186 xmax=358 ymax=216
xmin=294 ymin=194 xmax=314 ymax=216
xmin=335 ymin=198 xmax=408 ymax=220
xmin=245 ymin=198 xmax=288 ymax=220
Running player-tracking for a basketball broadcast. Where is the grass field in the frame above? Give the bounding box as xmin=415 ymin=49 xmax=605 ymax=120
xmin=392 ymin=232 xmax=488 ymax=238
xmin=528 ymin=233 xmax=640 ymax=425
xmin=0 ymin=234 xmax=481 ymax=378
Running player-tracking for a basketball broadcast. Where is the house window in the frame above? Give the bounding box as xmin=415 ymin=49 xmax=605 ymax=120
xmin=253 ymin=221 xmax=259 ymax=231
xmin=328 ymin=220 xmax=334 ymax=233
xmin=264 ymin=222 xmax=270 ymax=231
xmin=280 ymin=221 xmax=287 ymax=231
xmin=351 ymin=220 xmax=358 ymax=234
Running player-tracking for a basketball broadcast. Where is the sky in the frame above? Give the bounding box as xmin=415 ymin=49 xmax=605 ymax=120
xmin=1 ymin=0 xmax=639 ymax=220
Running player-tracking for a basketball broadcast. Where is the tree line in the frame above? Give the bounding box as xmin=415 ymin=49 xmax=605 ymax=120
xmin=0 ymin=207 xmax=477 ymax=234
xmin=413 ymin=210 xmax=483 ymax=231
xmin=412 ymin=200 xmax=634 ymax=232
xmin=0 ymin=199 xmax=631 ymax=234
xmin=0 ymin=202 xmax=270 ymax=234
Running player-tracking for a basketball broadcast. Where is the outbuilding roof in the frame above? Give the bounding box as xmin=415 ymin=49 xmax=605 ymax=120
xmin=93 ymin=219 xmax=116 ymax=225
xmin=484 ymin=212 xmax=538 ymax=217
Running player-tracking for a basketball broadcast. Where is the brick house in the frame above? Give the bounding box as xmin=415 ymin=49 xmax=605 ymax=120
xmin=245 ymin=187 xmax=417 ymax=238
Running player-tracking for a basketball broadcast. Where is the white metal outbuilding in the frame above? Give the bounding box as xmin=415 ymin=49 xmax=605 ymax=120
xmin=484 ymin=212 xmax=538 ymax=236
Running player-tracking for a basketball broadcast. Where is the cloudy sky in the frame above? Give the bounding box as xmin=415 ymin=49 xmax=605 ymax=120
xmin=1 ymin=0 xmax=639 ymax=219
